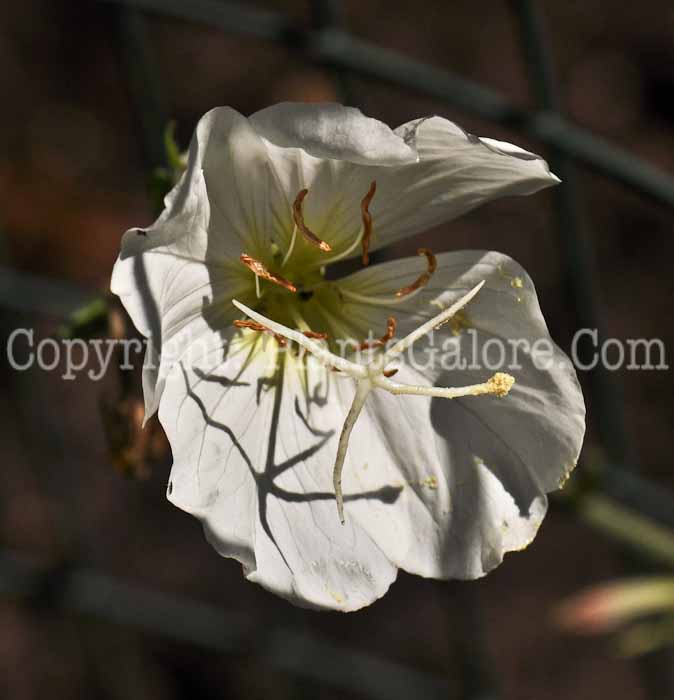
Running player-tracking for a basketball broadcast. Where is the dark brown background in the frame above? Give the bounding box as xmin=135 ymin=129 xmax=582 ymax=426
xmin=1 ymin=1 xmax=673 ymax=698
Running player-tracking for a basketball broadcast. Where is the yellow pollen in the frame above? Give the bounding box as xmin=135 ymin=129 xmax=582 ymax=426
xmin=292 ymin=189 xmax=332 ymax=252
xmin=360 ymin=181 xmax=377 ymax=266
xmin=419 ymin=475 xmax=438 ymax=490
xmin=485 ymin=372 xmax=515 ymax=397
xmin=240 ymin=253 xmax=297 ymax=293
xmin=497 ymin=264 xmax=525 ymax=294
xmin=328 ymin=590 xmax=345 ymax=605
xmin=448 ymin=310 xmax=471 ymax=337
xmin=395 ymin=248 xmax=437 ymax=297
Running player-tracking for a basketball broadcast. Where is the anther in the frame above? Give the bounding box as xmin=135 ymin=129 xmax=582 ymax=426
xmin=288 ymin=329 xmax=329 ymax=358
xmin=233 ymin=319 xmax=287 ymax=347
xmin=395 ymin=248 xmax=437 ymax=297
xmin=359 ymin=315 xmax=396 ymax=350
xmin=240 ymin=253 xmax=297 ymax=293
xmin=233 ymin=319 xmax=266 ymax=332
xmin=313 ymin=181 xmax=378 ymax=269
xmin=360 ymin=181 xmax=377 ymax=266
xmin=292 ymin=189 xmax=332 ymax=252
xmin=303 ymin=330 xmax=329 ymax=340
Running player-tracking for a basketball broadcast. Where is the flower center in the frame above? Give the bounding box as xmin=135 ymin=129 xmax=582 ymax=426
xmin=235 ymin=181 xmax=440 ymax=348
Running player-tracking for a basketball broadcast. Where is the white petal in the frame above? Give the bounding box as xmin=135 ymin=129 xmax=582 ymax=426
xmin=160 ymin=341 xmax=398 ymax=611
xmin=111 ymin=106 xmax=288 ymax=417
xmin=249 ymin=102 xmax=417 ymax=166
xmin=330 ymin=250 xmax=585 ymax=575
xmin=194 ymin=107 xmax=294 ymax=258
xmin=249 ymin=143 xmax=361 ymax=264
xmin=111 ymin=217 xmax=249 ymax=421
xmin=252 ymin=114 xmax=559 ymax=260
xmin=366 ymin=116 xmax=559 ymax=248
xmin=111 ymin=239 xmax=246 ymax=420
xmin=110 ymin=166 xmax=249 ymax=417
xmin=342 ymin=374 xmax=549 ymax=579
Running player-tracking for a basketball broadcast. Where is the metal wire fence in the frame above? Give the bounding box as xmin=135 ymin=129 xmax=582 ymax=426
xmin=2 ymin=1 xmax=674 ymax=698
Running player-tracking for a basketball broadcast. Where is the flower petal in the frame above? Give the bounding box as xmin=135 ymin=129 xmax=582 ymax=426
xmin=251 ymin=113 xmax=559 ymax=260
xmin=343 ymin=378 xmax=550 ymax=579
xmin=160 ymin=339 xmax=398 ymax=611
xmin=111 ymin=238 xmax=245 ymax=421
xmin=110 ymin=174 xmax=229 ymax=419
xmin=249 ymin=102 xmax=417 ymax=166
xmin=194 ymin=107 xmax=294 ymax=259
xmin=366 ymin=116 xmax=559 ymax=249
xmin=330 ymin=250 xmax=585 ymax=575
xmin=111 ymin=106 xmax=290 ymax=418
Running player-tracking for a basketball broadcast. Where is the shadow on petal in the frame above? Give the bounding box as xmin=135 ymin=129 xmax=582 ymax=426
xmin=429 ymin=370 xmax=546 ymax=576
xmin=179 ymin=357 xmax=403 ymax=577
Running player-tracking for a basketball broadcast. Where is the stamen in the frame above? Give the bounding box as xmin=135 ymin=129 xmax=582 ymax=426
xmin=292 ymin=189 xmax=332 ymax=253
xmin=233 ymin=319 xmax=287 ymax=347
xmin=303 ymin=330 xmax=329 ymax=340
xmin=287 ymin=306 xmax=329 ymax=342
xmin=395 ymin=248 xmax=437 ymax=297
xmin=280 ymin=224 xmax=298 ymax=268
xmin=339 ymin=285 xmax=424 ymax=307
xmin=240 ymin=253 xmax=297 ymax=293
xmin=384 ymin=316 xmax=397 ymax=340
xmin=233 ymin=319 xmax=266 ymax=331
xmin=359 ymin=316 xmax=396 ymax=350
xmin=336 ymin=248 xmax=438 ymax=307
xmin=307 ymin=180 xmax=377 ymax=269
xmin=288 ymin=330 xmax=328 ymax=357
xmin=360 ymin=181 xmax=377 ymax=266
xmin=254 ymin=273 xmax=261 ymax=299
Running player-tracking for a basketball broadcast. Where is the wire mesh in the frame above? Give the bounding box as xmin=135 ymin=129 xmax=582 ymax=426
xmin=2 ymin=1 xmax=674 ymax=698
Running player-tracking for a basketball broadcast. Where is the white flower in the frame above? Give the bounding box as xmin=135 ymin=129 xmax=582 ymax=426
xmin=111 ymin=103 xmax=585 ymax=611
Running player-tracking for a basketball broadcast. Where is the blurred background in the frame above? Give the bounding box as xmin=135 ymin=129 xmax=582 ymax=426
xmin=1 ymin=1 xmax=674 ymax=698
